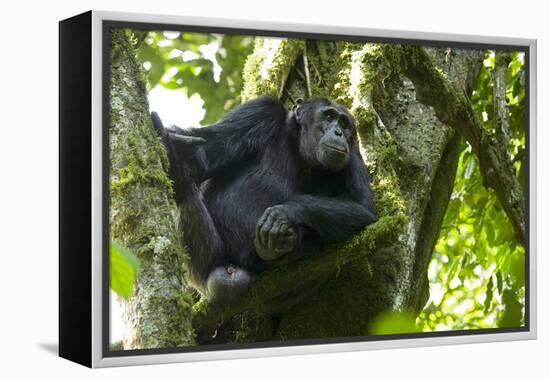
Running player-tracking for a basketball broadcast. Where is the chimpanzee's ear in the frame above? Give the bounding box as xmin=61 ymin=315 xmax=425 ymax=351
xmin=292 ymin=98 xmax=305 ymax=123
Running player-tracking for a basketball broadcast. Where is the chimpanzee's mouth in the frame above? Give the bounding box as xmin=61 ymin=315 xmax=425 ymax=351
xmin=324 ymin=144 xmax=348 ymax=155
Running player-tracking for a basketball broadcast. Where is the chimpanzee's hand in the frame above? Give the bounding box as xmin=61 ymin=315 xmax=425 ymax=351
xmin=151 ymin=112 xmax=205 ymax=156
xmin=254 ymin=205 xmax=300 ymax=261
xmin=165 ymin=126 xmax=206 ymax=152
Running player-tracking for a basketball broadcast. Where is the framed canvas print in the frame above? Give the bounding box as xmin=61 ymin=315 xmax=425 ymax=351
xmin=59 ymin=10 xmax=537 ymax=368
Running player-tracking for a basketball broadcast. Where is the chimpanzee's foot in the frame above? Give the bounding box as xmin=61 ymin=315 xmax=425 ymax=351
xmin=206 ymin=265 xmax=253 ymax=303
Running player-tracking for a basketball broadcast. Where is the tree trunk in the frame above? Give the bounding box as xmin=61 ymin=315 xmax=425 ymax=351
xmin=109 ymin=30 xmax=195 ymax=349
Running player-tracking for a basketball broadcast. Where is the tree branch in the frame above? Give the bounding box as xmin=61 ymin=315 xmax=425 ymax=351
xmin=192 ymin=214 xmax=406 ymax=336
xmin=303 ymin=43 xmax=312 ymax=98
xmin=386 ymin=45 xmax=525 ymax=245
xmin=493 ymin=51 xmax=513 ymax=153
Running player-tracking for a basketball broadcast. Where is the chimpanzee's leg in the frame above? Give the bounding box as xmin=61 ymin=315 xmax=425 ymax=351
xmin=152 ymin=112 xmax=253 ymax=302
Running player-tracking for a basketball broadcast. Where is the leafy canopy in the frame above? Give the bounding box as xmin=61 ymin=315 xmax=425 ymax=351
xmin=133 ymin=30 xmax=253 ymax=125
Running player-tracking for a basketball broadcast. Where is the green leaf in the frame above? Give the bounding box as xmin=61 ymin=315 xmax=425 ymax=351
xmin=369 ymin=311 xmax=419 ymax=335
xmin=500 ymin=288 xmax=523 ymax=327
xmin=485 ymin=224 xmax=496 ymax=246
xmin=110 ymin=241 xmax=141 ymax=299
xmin=509 ymin=251 xmax=525 ymax=286
xmin=445 ymin=258 xmax=460 ymax=286
xmin=496 ymin=271 xmax=504 ymax=294
xmin=484 ymin=276 xmax=494 ymax=312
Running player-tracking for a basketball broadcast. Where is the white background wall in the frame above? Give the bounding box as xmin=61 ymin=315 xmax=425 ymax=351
xmin=0 ymin=0 xmax=546 ymax=376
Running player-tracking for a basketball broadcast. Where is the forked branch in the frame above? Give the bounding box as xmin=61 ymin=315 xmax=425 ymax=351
xmin=384 ymin=45 xmax=525 ymax=244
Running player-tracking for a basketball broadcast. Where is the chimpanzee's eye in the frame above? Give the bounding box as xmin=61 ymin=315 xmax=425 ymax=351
xmin=340 ymin=113 xmax=356 ymax=131
xmin=325 ymin=113 xmax=333 ymax=121
xmin=340 ymin=117 xmax=350 ymax=129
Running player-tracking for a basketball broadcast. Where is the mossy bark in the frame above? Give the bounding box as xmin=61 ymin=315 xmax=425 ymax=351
xmin=109 ymin=30 xmax=195 ymax=349
xmin=493 ymin=51 xmax=513 ymax=153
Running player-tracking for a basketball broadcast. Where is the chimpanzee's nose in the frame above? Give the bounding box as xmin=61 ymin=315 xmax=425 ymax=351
xmin=334 ymin=128 xmax=343 ymax=137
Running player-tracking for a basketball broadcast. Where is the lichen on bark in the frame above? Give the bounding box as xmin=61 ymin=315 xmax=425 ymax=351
xmin=109 ymin=29 xmax=195 ymax=349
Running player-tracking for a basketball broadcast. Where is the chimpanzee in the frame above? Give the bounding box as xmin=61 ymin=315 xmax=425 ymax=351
xmin=151 ymin=97 xmax=377 ymax=303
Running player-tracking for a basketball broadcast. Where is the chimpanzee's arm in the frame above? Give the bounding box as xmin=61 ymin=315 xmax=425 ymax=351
xmin=283 ymin=149 xmax=377 ymax=242
xmin=169 ymin=97 xmax=287 ymax=181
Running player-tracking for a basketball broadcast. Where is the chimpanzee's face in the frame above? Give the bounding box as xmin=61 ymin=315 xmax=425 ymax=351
xmin=295 ymin=99 xmax=356 ymax=172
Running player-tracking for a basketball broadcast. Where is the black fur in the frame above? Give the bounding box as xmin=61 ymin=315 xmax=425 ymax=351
xmin=152 ymin=97 xmax=377 ymax=303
